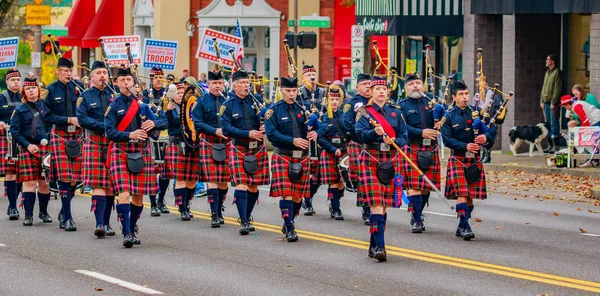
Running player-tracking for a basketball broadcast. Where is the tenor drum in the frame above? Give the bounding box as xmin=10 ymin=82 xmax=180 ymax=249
xmin=150 ymin=136 xmax=168 ymax=164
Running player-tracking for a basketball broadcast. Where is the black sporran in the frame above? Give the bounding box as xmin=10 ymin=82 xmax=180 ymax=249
xmin=126 ymin=152 xmax=145 ymax=173
xmin=65 ymin=140 xmax=81 ymax=158
xmin=417 ymin=150 xmax=433 ymax=170
xmin=463 ymin=164 xmax=481 ymax=184
xmin=211 ymin=143 xmax=227 ymax=162
xmin=376 ymin=161 xmax=395 ymax=184
xmin=288 ymin=162 xmax=304 ymax=183
xmin=243 ymin=155 xmax=258 ymax=175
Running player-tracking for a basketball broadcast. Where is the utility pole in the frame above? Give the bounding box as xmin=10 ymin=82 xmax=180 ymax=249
xmin=294 ymin=0 xmax=298 ymax=69
xmin=33 ymin=25 xmax=41 ymax=79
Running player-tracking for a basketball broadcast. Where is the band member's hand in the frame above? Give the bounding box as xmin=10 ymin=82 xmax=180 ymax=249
xmin=259 ymin=125 xmax=265 ymax=133
xmin=27 ymin=144 xmax=39 ymax=154
xmin=434 ymin=121 xmax=443 ymax=130
xmin=129 ymin=129 xmax=148 ymax=141
xmin=467 ymin=143 xmax=481 ymax=152
xmin=422 ymin=129 xmax=438 ymax=140
xmin=550 ymin=104 xmax=555 ymax=110
xmin=0 ymin=122 xmax=7 ymax=130
xmin=141 ymin=120 xmax=156 ymax=131
xmin=474 ymin=134 xmax=487 ymax=145
xmin=307 ymin=131 xmax=318 ymax=141
xmin=374 ymin=126 xmax=385 ymax=136
xmin=335 ymin=149 xmax=342 ymax=157
xmin=69 ymin=117 xmax=79 ymax=126
xmin=167 ymin=101 xmax=175 ymax=111
xmin=215 ymin=128 xmax=227 ymax=139
xmin=248 ymin=130 xmax=263 ymax=141
xmin=293 ymin=138 xmax=309 ymax=149
xmin=384 ymin=136 xmax=395 ymax=145
xmin=540 ymin=103 xmax=544 ymax=109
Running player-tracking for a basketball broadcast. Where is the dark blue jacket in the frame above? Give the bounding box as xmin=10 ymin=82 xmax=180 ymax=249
xmin=298 ymin=85 xmax=326 ymax=112
xmin=43 ymin=80 xmax=83 ymax=127
xmin=192 ymin=92 xmax=226 ymax=137
xmin=355 ymin=103 xmax=408 ymax=148
xmin=220 ymin=93 xmax=261 ymax=139
xmin=76 ymin=86 xmax=113 ymax=133
xmin=142 ymin=87 xmax=165 ymax=105
xmin=165 ymin=103 xmax=182 ymax=137
xmin=317 ymin=110 xmax=346 ymax=154
xmin=264 ymin=100 xmax=308 ymax=150
xmin=10 ymin=100 xmax=49 ymax=147
xmin=0 ymin=90 xmax=21 ymax=124
xmin=441 ymin=106 xmax=497 ymax=152
xmin=341 ymin=94 xmax=369 ymax=141
xmin=398 ymin=96 xmax=435 ymax=141
xmin=104 ymin=94 xmax=168 ymax=143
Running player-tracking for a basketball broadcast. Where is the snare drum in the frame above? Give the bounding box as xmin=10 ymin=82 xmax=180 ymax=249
xmin=5 ymin=127 xmax=19 ymax=163
xmin=150 ymin=136 xmax=169 ymax=164
xmin=42 ymin=153 xmax=51 ymax=179
xmin=338 ymin=155 xmax=358 ymax=193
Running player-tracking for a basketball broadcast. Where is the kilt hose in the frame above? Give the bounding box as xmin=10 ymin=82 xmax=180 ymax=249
xmin=319 ymin=150 xmax=346 ymax=185
xmin=358 ymin=149 xmax=402 ymax=208
xmin=165 ymin=140 xmax=200 ymax=182
xmin=49 ymin=129 xmax=82 ymax=182
xmin=0 ymin=129 xmax=17 ymax=175
xmin=269 ymin=153 xmax=311 ymax=199
xmin=444 ymin=155 xmax=488 ymax=200
xmin=17 ymin=144 xmax=50 ymax=182
xmin=82 ymin=134 xmax=112 ymax=189
xmin=309 ymin=157 xmax=320 ymax=185
xmin=110 ymin=141 xmax=158 ymax=196
xmin=401 ymin=143 xmax=441 ymax=191
xmin=198 ymin=135 xmax=230 ymax=183
xmin=229 ymin=143 xmax=269 ymax=186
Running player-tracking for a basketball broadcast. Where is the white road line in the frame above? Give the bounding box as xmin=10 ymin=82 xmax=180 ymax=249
xmin=75 ymin=270 xmax=163 ymax=295
xmin=581 ymin=233 xmax=600 ymax=237
xmin=0 ymin=243 xmax=6 ymax=247
xmin=399 ymin=207 xmax=455 ymax=217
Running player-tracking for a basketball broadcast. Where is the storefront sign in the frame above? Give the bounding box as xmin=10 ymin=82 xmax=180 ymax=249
xmin=100 ymin=35 xmax=141 ymax=65
xmin=25 ymin=5 xmax=51 ymax=25
xmin=142 ymin=39 xmax=178 ymax=71
xmin=405 ymin=59 xmax=416 ymax=75
xmin=196 ymin=28 xmax=242 ymax=68
xmin=0 ymin=37 xmax=19 ymax=69
xmin=356 ymin=16 xmax=396 ymax=36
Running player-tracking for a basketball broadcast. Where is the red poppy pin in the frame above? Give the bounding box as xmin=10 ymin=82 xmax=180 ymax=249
xmin=391 ymin=112 xmax=396 ymax=118
xmin=297 ymin=113 xmax=302 ymax=119
xmin=467 ymin=119 xmax=472 ymax=124
xmin=425 ymin=106 xmax=429 ymax=110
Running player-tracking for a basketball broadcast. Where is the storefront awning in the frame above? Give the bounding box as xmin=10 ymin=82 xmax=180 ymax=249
xmin=472 ymin=0 xmax=600 ymax=15
xmin=56 ymin=0 xmax=95 ymax=47
xmin=81 ymin=0 xmax=124 ymax=48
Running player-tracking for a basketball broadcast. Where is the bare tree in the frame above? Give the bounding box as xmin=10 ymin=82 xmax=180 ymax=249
xmin=0 ymin=0 xmax=16 ymax=34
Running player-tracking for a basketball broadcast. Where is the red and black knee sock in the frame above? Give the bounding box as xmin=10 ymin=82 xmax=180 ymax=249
xmin=5 ymin=180 xmax=18 ymax=210
xmin=91 ymin=195 xmax=107 ymax=227
xmin=37 ymin=192 xmax=50 ymax=214
xmin=129 ymin=203 xmax=143 ymax=233
xmin=246 ymin=191 xmax=259 ymax=219
xmin=328 ymin=188 xmax=341 ymax=213
xmin=116 ymin=203 xmax=131 ymax=235
xmin=408 ymin=194 xmax=423 ymax=223
xmin=104 ymin=196 xmax=114 ymax=225
xmin=279 ymin=200 xmax=294 ymax=231
xmin=456 ymin=203 xmax=470 ymax=229
xmin=22 ymin=192 xmax=36 ymax=217
xmin=234 ymin=190 xmax=248 ymax=223
xmin=158 ymin=179 xmax=170 ymax=204
xmin=369 ymin=214 xmax=386 ymax=249
xmin=207 ymin=188 xmax=220 ymax=218
xmin=174 ymin=188 xmax=188 ymax=213
xmin=59 ymin=182 xmax=73 ymax=220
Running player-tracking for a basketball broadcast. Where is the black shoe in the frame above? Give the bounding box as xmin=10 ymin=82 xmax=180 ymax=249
xmin=94 ymin=225 xmax=105 ymax=238
xmin=105 ymin=225 xmax=116 ymax=236
xmin=23 ymin=216 xmax=33 ymax=226
xmin=286 ymin=228 xmax=298 ymax=242
xmin=186 ymin=201 xmax=193 ymax=217
xmin=455 ymin=227 xmax=463 ymax=237
xmin=219 ymin=217 xmax=225 ymax=224
xmin=180 ymin=211 xmax=191 ymax=221
xmin=329 ymin=204 xmax=334 ymax=219
xmin=123 ymin=234 xmax=134 ymax=248
xmin=412 ymin=222 xmax=423 ymax=234
xmin=150 ymin=206 xmax=160 ymax=217
xmin=333 ymin=211 xmax=344 ymax=221
xmin=64 ymin=219 xmax=77 ymax=231
xmin=58 ymin=211 xmax=65 ymax=229
xmin=132 ymin=234 xmax=141 ymax=245
xmin=187 ymin=211 xmax=193 ymax=219
xmin=304 ymin=207 xmax=315 ymax=216
xmin=239 ymin=222 xmax=250 ymax=235
xmin=8 ymin=208 xmax=19 ymax=220
xmin=368 ymin=247 xmax=376 ymax=258
xmin=461 ymin=228 xmax=475 ymax=241
xmin=211 ymin=214 xmax=220 ymax=228
xmin=247 ymin=222 xmax=255 ymax=232
xmin=362 ymin=214 xmax=370 ymax=225
xmin=374 ymin=247 xmax=387 ymax=262
xmin=158 ymin=202 xmax=170 ymax=214
xmin=38 ymin=212 xmax=52 ymax=223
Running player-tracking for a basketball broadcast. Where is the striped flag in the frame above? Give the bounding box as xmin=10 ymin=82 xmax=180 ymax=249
xmin=233 ymin=18 xmax=244 ymax=71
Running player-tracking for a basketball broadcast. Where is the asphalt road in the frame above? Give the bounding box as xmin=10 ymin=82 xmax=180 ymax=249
xmin=0 ymin=184 xmax=599 ymax=295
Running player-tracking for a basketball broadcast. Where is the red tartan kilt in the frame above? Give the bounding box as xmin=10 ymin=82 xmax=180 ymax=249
xmin=198 ymin=136 xmax=230 ymax=183
xmin=319 ymin=150 xmax=344 ymax=184
xmin=165 ymin=142 xmax=199 ymax=182
xmin=229 ymin=144 xmax=269 ymax=186
xmin=17 ymin=144 xmax=50 ymax=182
xmin=110 ymin=142 xmax=158 ymax=195
xmin=269 ymin=153 xmax=311 ymax=199
xmin=310 ymin=157 xmax=320 ymax=184
xmin=358 ymin=149 xmax=401 ymax=207
xmin=401 ymin=144 xmax=441 ymax=191
xmin=49 ymin=130 xmax=82 ymax=181
xmin=82 ymin=134 xmax=112 ymax=189
xmin=0 ymin=129 xmax=17 ymax=175
xmin=347 ymin=141 xmax=361 ymax=181
xmin=444 ymin=155 xmax=488 ymax=200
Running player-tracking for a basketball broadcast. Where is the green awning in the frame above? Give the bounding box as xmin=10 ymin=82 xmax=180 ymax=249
xmin=471 ymin=0 xmax=600 ymax=14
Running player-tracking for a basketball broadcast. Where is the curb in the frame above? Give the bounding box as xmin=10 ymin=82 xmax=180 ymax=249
xmin=440 ymin=160 xmax=599 ymax=178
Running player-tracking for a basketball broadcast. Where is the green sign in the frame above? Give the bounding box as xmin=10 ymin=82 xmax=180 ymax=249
xmin=42 ymin=27 xmax=68 ymax=36
xmin=19 ymin=0 xmax=72 ymax=7
xmin=299 ymin=19 xmax=330 ymax=28
xmin=288 ymin=20 xmax=295 ymax=27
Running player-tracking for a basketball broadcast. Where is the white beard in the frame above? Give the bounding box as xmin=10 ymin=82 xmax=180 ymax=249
xmin=408 ymin=91 xmax=423 ymax=99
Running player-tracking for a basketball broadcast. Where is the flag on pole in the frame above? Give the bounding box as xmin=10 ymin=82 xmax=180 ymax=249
xmin=233 ymin=18 xmax=244 ymax=71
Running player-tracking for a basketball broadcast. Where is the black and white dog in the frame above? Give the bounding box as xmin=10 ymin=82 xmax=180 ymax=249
xmin=508 ymin=122 xmax=550 ymax=157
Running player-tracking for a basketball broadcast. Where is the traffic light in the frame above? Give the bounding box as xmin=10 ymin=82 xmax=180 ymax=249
xmin=43 ymin=41 xmax=59 ymax=55
xmin=285 ymin=31 xmax=296 ymax=48
xmin=298 ymin=31 xmax=317 ymax=49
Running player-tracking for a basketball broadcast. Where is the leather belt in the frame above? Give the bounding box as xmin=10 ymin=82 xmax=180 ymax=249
xmin=231 ymin=139 xmax=258 ymax=149
xmin=363 ymin=143 xmax=392 ymax=152
xmin=452 ymin=151 xmax=476 ymax=158
xmin=274 ymin=147 xmax=307 ymax=159
xmin=169 ymin=136 xmax=183 ymax=144
xmin=86 ymin=130 xmax=105 ymax=137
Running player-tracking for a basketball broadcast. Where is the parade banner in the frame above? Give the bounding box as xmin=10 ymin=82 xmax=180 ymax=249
xmin=0 ymin=37 xmax=19 ymax=69
xmin=100 ymin=35 xmax=141 ymax=65
xmin=142 ymin=39 xmax=178 ymax=70
xmin=195 ymin=28 xmax=242 ymax=68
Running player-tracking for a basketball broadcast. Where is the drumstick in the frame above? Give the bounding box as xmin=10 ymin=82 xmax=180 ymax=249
xmin=357 ymin=108 xmax=455 ymax=210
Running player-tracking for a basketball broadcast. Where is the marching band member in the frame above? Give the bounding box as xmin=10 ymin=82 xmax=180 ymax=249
xmin=143 ymin=66 xmax=170 ymax=216
xmin=356 ymin=76 xmax=408 ymax=262
xmin=10 ymin=77 xmax=52 ymax=226
xmin=341 ymin=73 xmax=372 ymax=225
xmin=105 ymin=67 xmax=167 ymax=248
xmin=220 ymin=70 xmax=269 ymax=235
xmin=1 ymin=68 xmax=22 ymax=220
xmin=265 ymin=76 xmax=317 ymax=241
xmin=317 ymin=88 xmax=346 ymax=220
xmin=441 ymin=81 xmax=496 ymax=241
xmin=398 ymin=73 xmax=442 ymax=233
xmin=76 ymin=61 xmax=116 ymax=238
xmin=164 ymin=83 xmax=199 ymax=221
xmin=43 ymin=57 xmax=84 ymax=231
xmin=193 ymin=70 xmax=230 ymax=228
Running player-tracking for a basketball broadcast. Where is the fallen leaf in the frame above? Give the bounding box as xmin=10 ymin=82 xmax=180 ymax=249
xmin=495 ymin=226 xmax=502 ymax=229
xmin=514 ymin=197 xmax=518 ymax=200
xmin=579 ymin=228 xmax=587 ymax=233
xmin=588 ymin=209 xmax=599 ymax=214
xmin=94 ymin=288 xmax=104 ymax=291
xmin=473 ymin=225 xmax=480 ymax=228
xmin=553 ymin=211 xmax=559 ymax=216
xmin=475 ymin=218 xmax=483 ymax=222
xmin=577 ymin=208 xmax=582 ymax=211
xmin=286 ymin=264 xmax=294 ymax=267
xmin=525 ymin=222 xmax=531 ymax=225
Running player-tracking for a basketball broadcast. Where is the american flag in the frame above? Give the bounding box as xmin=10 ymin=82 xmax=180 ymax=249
xmin=233 ymin=18 xmax=244 ymax=71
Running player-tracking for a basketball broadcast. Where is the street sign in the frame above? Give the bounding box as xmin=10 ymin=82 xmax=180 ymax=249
xmin=196 ymin=28 xmax=242 ymax=68
xmin=25 ymin=5 xmax=51 ymax=25
xmin=352 ymin=59 xmax=363 ymax=69
xmin=288 ymin=20 xmax=295 ymax=27
xmin=100 ymin=35 xmax=142 ymax=65
xmin=352 ymin=48 xmax=363 ymax=59
xmin=142 ymin=39 xmax=178 ymax=71
xmin=351 ymin=68 xmax=362 ymax=79
xmin=42 ymin=26 xmax=68 ymax=37
xmin=31 ymin=52 xmax=41 ymax=68
xmin=299 ymin=13 xmax=330 ymax=28
xmin=351 ymin=25 xmax=364 ymax=37
xmin=0 ymin=37 xmax=19 ymax=69
xmin=351 ymin=37 xmax=364 ymax=48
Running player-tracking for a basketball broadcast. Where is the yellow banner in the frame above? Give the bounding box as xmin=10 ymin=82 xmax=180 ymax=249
xmin=405 ymin=59 xmax=416 ymax=75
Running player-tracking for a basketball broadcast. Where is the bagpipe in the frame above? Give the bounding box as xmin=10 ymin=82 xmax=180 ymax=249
xmin=46 ymin=34 xmax=89 ymax=95
xmin=227 ymin=48 xmax=270 ymax=124
xmin=97 ymin=38 xmax=119 ymax=96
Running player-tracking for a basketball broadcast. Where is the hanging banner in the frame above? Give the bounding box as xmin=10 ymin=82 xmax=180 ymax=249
xmin=100 ymin=35 xmax=141 ymax=65
xmin=0 ymin=37 xmax=19 ymax=69
xmin=142 ymin=39 xmax=178 ymax=70
xmin=195 ymin=28 xmax=242 ymax=68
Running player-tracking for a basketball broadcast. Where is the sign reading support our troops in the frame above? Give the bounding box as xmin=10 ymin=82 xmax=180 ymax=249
xmin=0 ymin=37 xmax=19 ymax=69
xmin=195 ymin=28 xmax=242 ymax=68
xmin=100 ymin=35 xmax=142 ymax=65
xmin=142 ymin=39 xmax=178 ymax=70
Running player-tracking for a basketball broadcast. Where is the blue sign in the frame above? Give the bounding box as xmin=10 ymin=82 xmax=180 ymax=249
xmin=0 ymin=37 xmax=19 ymax=69
xmin=142 ymin=39 xmax=178 ymax=71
